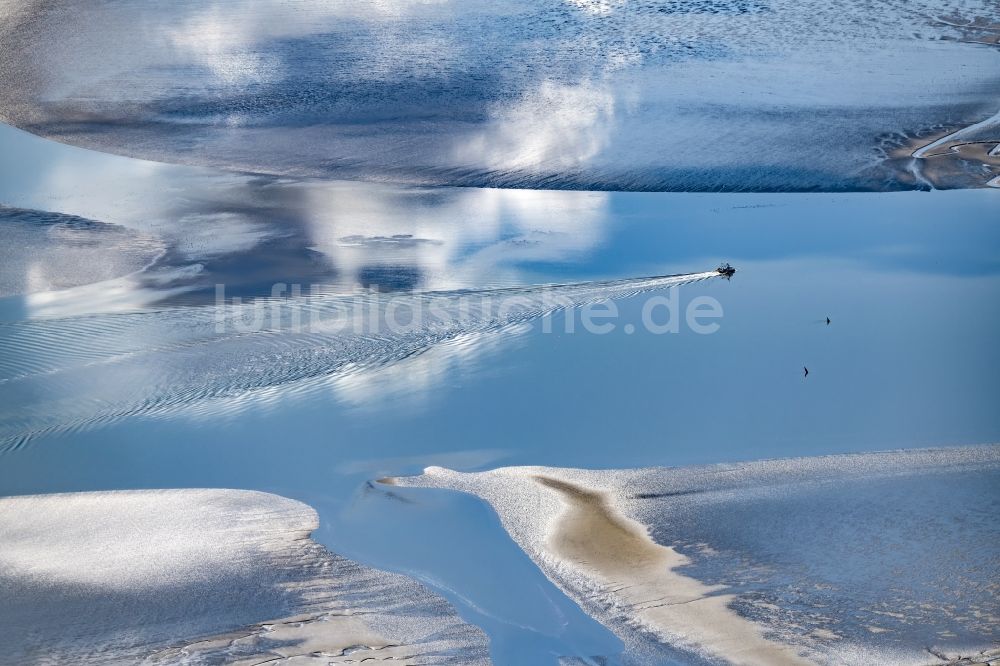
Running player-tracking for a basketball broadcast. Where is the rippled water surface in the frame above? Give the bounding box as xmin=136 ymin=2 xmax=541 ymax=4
xmin=2 ymin=119 xmax=998 ymax=663
xmin=3 ymin=0 xmax=999 ymax=189
xmin=2 ymin=1 xmax=999 ymax=663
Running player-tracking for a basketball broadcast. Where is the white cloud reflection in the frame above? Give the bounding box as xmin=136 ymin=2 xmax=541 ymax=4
xmin=4 ymin=0 xmax=999 ymax=189
xmin=458 ymin=81 xmax=616 ymax=174
xmin=2 ymin=123 xmax=610 ymax=304
xmin=304 ymin=182 xmax=609 ymax=292
xmin=0 ymin=122 xmax=613 ymax=422
xmin=166 ymin=0 xmax=460 ymax=89
xmin=563 ymin=0 xmax=624 ymax=16
xmin=328 ymin=325 xmax=530 ymax=409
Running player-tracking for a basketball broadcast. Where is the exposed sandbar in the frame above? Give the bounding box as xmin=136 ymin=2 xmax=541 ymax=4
xmin=534 ymin=474 xmax=811 ymax=665
xmin=391 ymin=446 xmax=1000 ymax=665
xmin=0 ymin=489 xmax=488 ymax=665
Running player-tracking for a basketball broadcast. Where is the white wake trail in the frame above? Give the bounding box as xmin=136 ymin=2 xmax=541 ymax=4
xmin=0 ymin=271 xmax=720 ymax=451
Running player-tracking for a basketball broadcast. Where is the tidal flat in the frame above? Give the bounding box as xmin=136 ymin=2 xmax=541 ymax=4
xmin=1 ymin=0 xmax=999 ymax=664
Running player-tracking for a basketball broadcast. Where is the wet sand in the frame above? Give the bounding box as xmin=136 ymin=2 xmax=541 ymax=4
xmin=534 ymin=475 xmax=812 ymax=665
xmin=944 ymin=648 xmax=1000 ymax=666
xmin=899 ymin=110 xmax=1000 ymax=188
xmin=879 ymin=117 xmax=1000 ymax=190
xmin=3 ymin=1 xmax=1000 ymax=192
xmin=0 ymin=489 xmax=487 ymax=665
xmin=390 ymin=465 xmax=818 ymax=664
xmin=391 ymin=447 xmax=1000 ymax=665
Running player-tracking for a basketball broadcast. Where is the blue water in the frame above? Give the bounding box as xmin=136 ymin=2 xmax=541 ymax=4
xmin=1 ymin=161 xmax=997 ymax=662
xmin=1 ymin=1 xmax=999 ymax=659
xmin=3 ymin=0 xmax=998 ymax=189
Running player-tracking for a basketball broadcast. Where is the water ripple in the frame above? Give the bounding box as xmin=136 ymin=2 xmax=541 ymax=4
xmin=0 ymin=271 xmax=719 ymax=451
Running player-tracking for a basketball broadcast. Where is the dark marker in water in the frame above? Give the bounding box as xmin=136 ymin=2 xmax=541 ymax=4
xmin=804 ymin=366 xmax=809 ymax=377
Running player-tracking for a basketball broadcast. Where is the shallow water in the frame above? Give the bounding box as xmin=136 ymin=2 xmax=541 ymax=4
xmin=0 ymin=489 xmax=492 ymax=665
xmin=392 ymin=448 xmax=1000 ymax=664
xmin=655 ymin=465 xmax=1000 ymax=661
xmin=2 ymin=0 xmax=999 ymax=189
xmin=1 ymin=114 xmax=999 ymax=663
xmin=2 ymin=1 xmax=999 ymax=660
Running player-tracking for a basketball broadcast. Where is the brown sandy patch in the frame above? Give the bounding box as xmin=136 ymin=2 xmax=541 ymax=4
xmin=147 ymin=611 xmax=423 ymax=665
xmin=876 ymin=122 xmax=1000 ymax=189
xmin=534 ymin=474 xmax=813 ymax=666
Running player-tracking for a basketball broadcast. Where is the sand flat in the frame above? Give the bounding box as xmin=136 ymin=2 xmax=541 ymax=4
xmin=535 ymin=475 xmax=812 ymax=665
xmin=0 ymin=489 xmax=488 ymax=665
xmin=392 ymin=446 xmax=1000 ymax=665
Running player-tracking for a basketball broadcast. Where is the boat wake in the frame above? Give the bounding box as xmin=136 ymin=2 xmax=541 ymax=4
xmin=0 ymin=271 xmax=719 ymax=451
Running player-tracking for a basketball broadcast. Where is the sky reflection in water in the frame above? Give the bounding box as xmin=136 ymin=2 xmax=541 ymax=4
xmin=2 ymin=0 xmax=999 ymax=189
xmin=1 ymin=116 xmax=998 ymax=662
xmin=2 ymin=0 xmax=1000 ymax=661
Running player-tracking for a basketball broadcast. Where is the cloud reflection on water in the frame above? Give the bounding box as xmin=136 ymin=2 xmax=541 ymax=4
xmin=3 ymin=0 xmax=998 ymax=189
xmin=0 ymin=123 xmax=612 ymax=311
